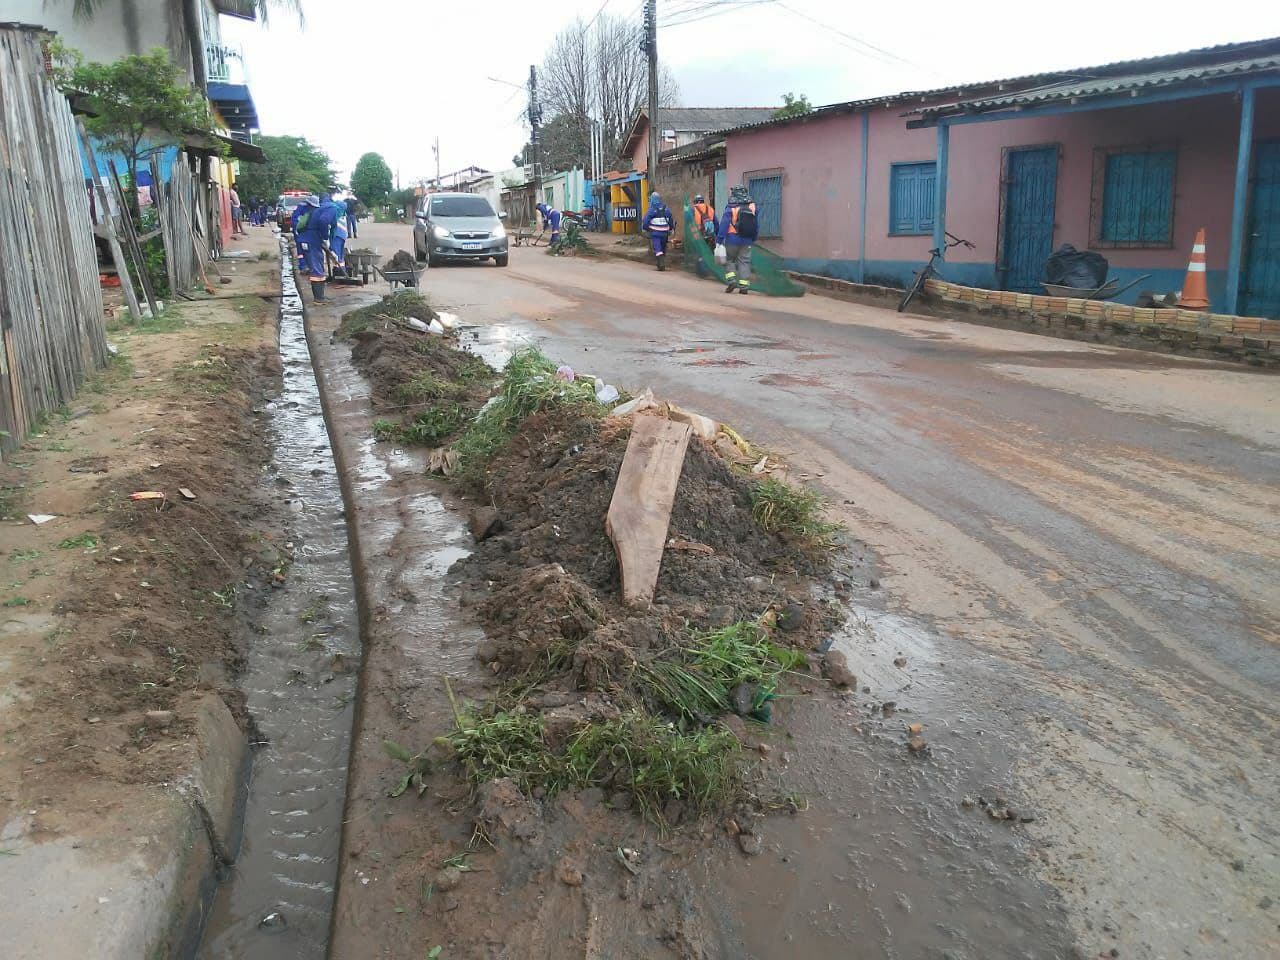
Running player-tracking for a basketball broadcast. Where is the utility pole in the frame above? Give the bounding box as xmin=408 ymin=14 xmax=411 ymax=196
xmin=527 ymin=65 xmax=543 ymax=198
xmin=642 ymin=0 xmax=658 ymax=184
xmin=433 ymin=137 xmax=441 ymax=189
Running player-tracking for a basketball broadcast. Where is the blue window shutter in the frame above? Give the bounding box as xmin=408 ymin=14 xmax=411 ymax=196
xmin=1102 ymin=149 xmax=1175 ymax=244
xmin=890 ymin=162 xmax=936 ymax=235
xmin=747 ymin=175 xmax=782 ymax=237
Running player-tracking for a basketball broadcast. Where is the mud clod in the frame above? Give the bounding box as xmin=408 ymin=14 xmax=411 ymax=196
xmin=822 ymin=650 xmax=857 ymax=688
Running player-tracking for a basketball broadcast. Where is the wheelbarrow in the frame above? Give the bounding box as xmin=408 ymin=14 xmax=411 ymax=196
xmin=1042 ymin=274 xmax=1150 ymax=302
xmin=377 ymin=263 xmax=423 ymax=290
xmin=342 ymin=249 xmax=381 ymax=285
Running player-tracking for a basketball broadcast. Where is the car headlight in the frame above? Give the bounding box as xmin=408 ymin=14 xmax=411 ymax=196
xmin=433 ymin=225 xmax=451 ymax=239
xmin=491 ymin=223 xmax=506 ymax=240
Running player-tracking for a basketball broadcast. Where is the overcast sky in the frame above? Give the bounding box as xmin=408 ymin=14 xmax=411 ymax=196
xmin=224 ymin=0 xmax=1280 ymax=184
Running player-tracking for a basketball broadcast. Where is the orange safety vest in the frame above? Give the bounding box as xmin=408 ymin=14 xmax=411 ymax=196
xmin=728 ymin=202 xmax=756 ymax=235
xmin=692 ymin=202 xmax=715 ymax=228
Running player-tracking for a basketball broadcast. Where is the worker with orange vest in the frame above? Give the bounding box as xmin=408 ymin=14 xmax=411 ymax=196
xmin=717 ymin=184 xmax=758 ymax=294
xmin=691 ymin=193 xmax=717 ymax=276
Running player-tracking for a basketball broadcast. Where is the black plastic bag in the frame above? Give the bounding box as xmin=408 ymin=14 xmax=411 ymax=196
xmin=1044 ymin=243 xmax=1108 ymax=289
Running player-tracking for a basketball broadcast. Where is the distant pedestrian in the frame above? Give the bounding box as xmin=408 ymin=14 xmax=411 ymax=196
xmin=229 ymin=184 xmax=243 ymax=236
xmin=717 ymin=184 xmax=758 ymax=294
xmin=690 ymin=193 xmax=717 ymax=276
xmin=536 ymin=202 xmax=562 ymax=244
xmin=346 ymin=197 xmax=359 ymax=238
xmin=641 ymin=192 xmax=673 ymax=271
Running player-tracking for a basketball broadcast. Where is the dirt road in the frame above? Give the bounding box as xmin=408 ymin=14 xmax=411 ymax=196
xmin=333 ymin=224 xmax=1278 ymax=959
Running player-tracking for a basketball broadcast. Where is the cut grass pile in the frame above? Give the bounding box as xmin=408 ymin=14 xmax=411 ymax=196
xmin=751 ymin=477 xmax=841 ymax=551
xmin=435 ymin=619 xmax=804 ymax=821
xmin=639 ymin=621 xmax=807 ymax=723
xmin=444 ymin=709 xmax=742 ymax=821
xmin=337 ymin=290 xmax=436 ymax=338
xmin=374 ymin=402 xmax=469 ymax=446
xmin=450 ymin=347 xmax=608 ymax=486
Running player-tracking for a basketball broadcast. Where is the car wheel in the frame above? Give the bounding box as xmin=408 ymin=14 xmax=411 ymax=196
xmin=414 ymin=237 xmax=425 ymax=263
xmin=494 ymin=254 xmax=509 ymax=267
xmin=427 ymin=250 xmax=441 ymax=268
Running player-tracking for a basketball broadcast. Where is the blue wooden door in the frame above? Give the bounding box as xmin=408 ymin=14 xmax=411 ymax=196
xmin=1242 ymin=141 xmax=1280 ymax=318
xmin=1001 ymin=147 xmax=1059 ymax=292
xmin=747 ymin=175 xmax=783 ymax=237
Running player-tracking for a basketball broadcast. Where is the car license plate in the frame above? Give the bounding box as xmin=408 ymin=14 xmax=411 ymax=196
xmin=462 ymin=242 xmax=482 ymax=250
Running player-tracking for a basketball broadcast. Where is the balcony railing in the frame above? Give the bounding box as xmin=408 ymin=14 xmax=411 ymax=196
xmin=205 ymin=42 xmax=245 ymax=85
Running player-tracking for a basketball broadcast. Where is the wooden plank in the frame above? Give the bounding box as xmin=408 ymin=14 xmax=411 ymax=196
xmin=605 ymin=415 xmax=692 ymax=607
xmin=77 ymin=119 xmax=142 ymax=322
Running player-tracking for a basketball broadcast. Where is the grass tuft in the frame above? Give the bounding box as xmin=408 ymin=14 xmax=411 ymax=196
xmin=750 ymin=478 xmax=840 ymax=550
xmin=57 ymin=533 xmax=99 ymax=551
xmin=639 ymin=621 xmax=807 ymax=722
xmin=450 ymin=347 xmax=606 ymax=485
xmin=443 ymin=709 xmax=744 ymax=822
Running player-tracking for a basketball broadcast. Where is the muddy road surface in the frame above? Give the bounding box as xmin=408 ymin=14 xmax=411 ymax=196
xmin=328 ymin=224 xmax=1278 ymax=960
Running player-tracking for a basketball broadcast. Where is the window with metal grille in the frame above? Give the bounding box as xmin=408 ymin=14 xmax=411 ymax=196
xmin=889 ymin=161 xmax=936 ymax=236
xmin=746 ymin=174 xmax=782 ymax=237
xmin=1093 ymin=147 xmax=1176 ymax=247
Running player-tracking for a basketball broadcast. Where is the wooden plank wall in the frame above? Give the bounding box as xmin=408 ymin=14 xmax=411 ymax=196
xmin=156 ymin=152 xmax=202 ymax=296
xmin=0 ymin=25 xmax=108 ymax=455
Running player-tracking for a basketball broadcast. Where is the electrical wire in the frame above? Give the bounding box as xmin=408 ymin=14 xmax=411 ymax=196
xmin=774 ymin=2 xmax=928 ymax=72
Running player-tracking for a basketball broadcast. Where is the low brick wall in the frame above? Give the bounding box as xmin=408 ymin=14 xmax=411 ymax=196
xmin=787 ymin=272 xmax=1280 ymax=366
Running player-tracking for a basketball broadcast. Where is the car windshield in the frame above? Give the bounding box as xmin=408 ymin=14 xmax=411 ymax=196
xmin=430 ymin=196 xmax=494 ymax=217
xmin=279 ymin=197 xmax=302 ymax=209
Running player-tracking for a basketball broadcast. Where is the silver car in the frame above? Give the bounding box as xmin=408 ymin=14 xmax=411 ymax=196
xmin=413 ymin=192 xmax=509 ymax=267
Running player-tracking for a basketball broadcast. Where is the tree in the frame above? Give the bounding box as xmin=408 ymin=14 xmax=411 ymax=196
xmin=350 ymin=153 xmax=394 ymax=208
xmin=773 ymin=93 xmax=813 ymax=120
xmin=54 ymin=45 xmax=215 ymax=216
xmin=234 ymin=135 xmax=335 ymax=201
xmin=528 ymin=13 xmax=680 ymax=175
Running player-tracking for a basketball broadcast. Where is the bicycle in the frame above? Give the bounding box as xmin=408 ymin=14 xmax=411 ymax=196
xmin=897 ymin=232 xmax=975 ymax=313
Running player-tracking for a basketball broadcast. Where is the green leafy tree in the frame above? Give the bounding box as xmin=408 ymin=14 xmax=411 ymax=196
xmin=350 ymin=152 xmax=394 ymax=208
xmin=53 ymin=45 xmax=215 ymax=216
xmin=772 ymin=93 xmax=813 ymax=120
xmin=235 ymin=135 xmax=335 ymax=201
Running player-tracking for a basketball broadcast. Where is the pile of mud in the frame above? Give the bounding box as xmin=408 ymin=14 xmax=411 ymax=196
xmin=338 ymin=292 xmax=493 ymax=445
xmin=457 ymin=405 xmax=838 ymax=670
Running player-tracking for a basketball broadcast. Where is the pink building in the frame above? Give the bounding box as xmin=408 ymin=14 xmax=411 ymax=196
xmin=723 ymin=38 xmax=1280 ymax=317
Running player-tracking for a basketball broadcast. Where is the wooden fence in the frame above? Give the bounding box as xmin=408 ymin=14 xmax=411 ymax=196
xmin=0 ymin=25 xmax=108 ymax=454
xmin=153 ymin=152 xmax=202 ymax=296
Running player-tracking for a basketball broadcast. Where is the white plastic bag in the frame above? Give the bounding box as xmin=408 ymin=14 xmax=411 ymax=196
xmin=594 ymin=378 xmax=620 ymax=405
xmin=714 ymin=243 xmax=727 ymax=265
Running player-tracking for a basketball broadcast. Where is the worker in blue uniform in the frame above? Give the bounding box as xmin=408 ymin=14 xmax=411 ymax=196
xmin=536 ymin=202 xmax=562 ymax=244
xmin=297 ymin=194 xmax=339 ymax=301
xmin=640 ymin=192 xmax=673 ymax=271
xmin=717 ymin=184 xmax=758 ymax=294
xmin=291 ymin=194 xmax=316 ymax=274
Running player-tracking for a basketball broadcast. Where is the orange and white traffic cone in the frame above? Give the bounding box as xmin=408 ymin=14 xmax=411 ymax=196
xmin=1177 ymin=227 xmax=1210 ymax=309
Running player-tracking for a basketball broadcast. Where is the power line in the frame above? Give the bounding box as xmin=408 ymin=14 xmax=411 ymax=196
xmin=664 ymin=1 xmax=775 ymax=28
xmin=585 ymin=0 xmax=615 ymax=30
xmin=774 ymin=2 xmax=928 ymax=72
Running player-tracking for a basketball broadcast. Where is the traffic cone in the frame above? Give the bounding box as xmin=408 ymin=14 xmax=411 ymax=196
xmin=1177 ymin=227 xmax=1210 ymax=309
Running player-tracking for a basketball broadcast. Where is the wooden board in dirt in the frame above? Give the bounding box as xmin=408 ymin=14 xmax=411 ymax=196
xmin=606 ymin=415 xmax=692 ymax=607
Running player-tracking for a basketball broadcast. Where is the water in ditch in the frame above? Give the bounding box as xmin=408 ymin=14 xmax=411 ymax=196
xmin=198 ymin=248 xmax=359 ymax=959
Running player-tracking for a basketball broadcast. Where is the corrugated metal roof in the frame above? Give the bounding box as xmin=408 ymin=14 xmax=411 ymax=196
xmin=622 ymin=107 xmax=778 ymax=154
xmin=719 ymin=35 xmax=1280 ymax=136
xmin=916 ymin=54 xmax=1280 ymax=117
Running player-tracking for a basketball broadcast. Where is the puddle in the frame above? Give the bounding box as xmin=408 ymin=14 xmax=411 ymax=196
xmin=707 ymin=603 xmax=1076 ymax=957
xmin=756 ymin=372 xmax=826 ymax=388
xmin=197 ymin=245 xmax=360 ymax=959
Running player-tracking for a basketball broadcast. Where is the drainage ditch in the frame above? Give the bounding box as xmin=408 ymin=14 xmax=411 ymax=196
xmin=197 ymin=246 xmax=360 ymax=959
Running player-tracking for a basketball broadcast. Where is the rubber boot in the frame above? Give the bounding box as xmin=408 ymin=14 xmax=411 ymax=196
xmin=311 ymin=280 xmax=327 ymax=302
xmin=738 ymin=283 xmax=749 ymax=295
xmin=724 ymin=272 xmax=737 ymax=293
xmin=656 ymin=252 xmax=666 ymax=271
